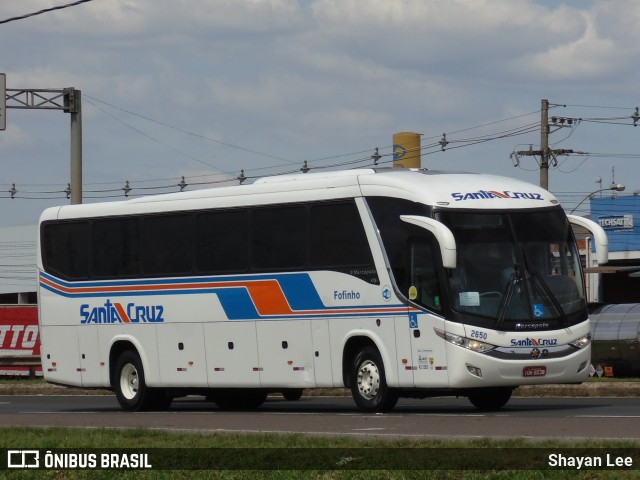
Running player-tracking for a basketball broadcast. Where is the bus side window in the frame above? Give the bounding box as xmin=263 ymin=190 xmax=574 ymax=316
xmin=143 ymin=214 xmax=194 ymax=276
xmin=408 ymin=237 xmax=442 ymax=312
xmin=252 ymin=205 xmax=306 ymax=271
xmin=92 ymin=218 xmax=141 ymax=278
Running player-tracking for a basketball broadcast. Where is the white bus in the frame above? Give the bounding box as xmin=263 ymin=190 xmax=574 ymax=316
xmin=37 ymin=168 xmax=607 ymax=412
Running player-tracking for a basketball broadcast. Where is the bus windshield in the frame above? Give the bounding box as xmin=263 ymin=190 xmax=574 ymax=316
xmin=436 ymin=208 xmax=586 ymax=329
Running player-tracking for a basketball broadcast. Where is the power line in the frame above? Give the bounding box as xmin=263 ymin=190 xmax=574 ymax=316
xmin=582 ymin=153 xmax=640 ymax=159
xmin=85 ymin=94 xmax=548 ymax=177
xmin=513 ymin=99 xmax=640 ymax=188
xmin=0 ymin=102 xmax=566 ymax=200
xmin=0 ymin=120 xmax=547 ymax=200
xmin=0 ymin=0 xmax=98 ymax=25
xmin=437 ymin=110 xmax=540 ymax=138
xmin=561 ymin=103 xmax=636 ymax=110
xmin=84 ymin=97 xmax=221 ymax=171
xmin=85 ymin=95 xmax=293 ymax=164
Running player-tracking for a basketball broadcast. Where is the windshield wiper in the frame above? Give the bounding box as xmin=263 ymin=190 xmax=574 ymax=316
xmin=495 ymin=266 xmax=522 ymax=329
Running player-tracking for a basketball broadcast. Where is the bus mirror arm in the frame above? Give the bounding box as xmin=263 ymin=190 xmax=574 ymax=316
xmin=399 ymin=215 xmax=457 ymax=269
xmin=566 ymin=214 xmax=608 ymax=265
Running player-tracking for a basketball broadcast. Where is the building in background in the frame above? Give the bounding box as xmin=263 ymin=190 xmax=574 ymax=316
xmin=0 ymin=225 xmax=39 ymax=375
xmin=0 ymin=225 xmax=37 ymax=304
xmin=588 ymin=194 xmax=640 ymax=304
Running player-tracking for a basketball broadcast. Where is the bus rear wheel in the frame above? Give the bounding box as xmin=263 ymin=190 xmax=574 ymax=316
xmin=350 ymin=346 xmax=398 ymax=413
xmin=114 ymin=350 xmax=148 ymax=411
xmin=113 ymin=350 xmax=172 ymax=411
xmin=467 ymin=387 xmax=513 ymax=411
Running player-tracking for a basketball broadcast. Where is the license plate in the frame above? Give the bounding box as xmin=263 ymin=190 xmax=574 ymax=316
xmin=523 ymin=366 xmax=547 ymax=377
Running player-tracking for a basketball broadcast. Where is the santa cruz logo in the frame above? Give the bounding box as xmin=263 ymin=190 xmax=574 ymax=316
xmin=80 ymin=300 xmax=165 ymax=324
xmin=510 ymin=337 xmax=558 ymax=347
xmin=451 ymin=190 xmax=544 ymax=202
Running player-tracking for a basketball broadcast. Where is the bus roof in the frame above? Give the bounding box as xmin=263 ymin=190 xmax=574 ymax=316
xmin=40 ymin=168 xmax=559 ymax=221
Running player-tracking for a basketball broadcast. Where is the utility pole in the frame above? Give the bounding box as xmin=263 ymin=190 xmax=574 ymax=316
xmin=511 ymin=98 xmax=576 ymax=190
xmin=65 ymin=88 xmax=82 ymax=205
xmin=540 ymin=99 xmax=549 ymax=190
xmin=5 ymin=87 xmax=83 ymax=204
xmin=512 ymin=98 xmax=639 ymax=193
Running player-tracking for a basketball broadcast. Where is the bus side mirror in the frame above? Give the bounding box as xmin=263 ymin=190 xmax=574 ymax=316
xmin=400 ymin=215 xmax=457 ymax=269
xmin=567 ymin=214 xmax=608 ymax=265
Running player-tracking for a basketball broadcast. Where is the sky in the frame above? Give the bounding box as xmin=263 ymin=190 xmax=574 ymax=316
xmin=0 ymin=0 xmax=639 ymax=227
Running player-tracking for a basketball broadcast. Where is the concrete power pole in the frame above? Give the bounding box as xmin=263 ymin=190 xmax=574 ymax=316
xmin=66 ymin=88 xmax=82 ymax=205
xmin=540 ymin=98 xmax=549 ymax=190
xmin=513 ymin=99 xmax=576 ymax=191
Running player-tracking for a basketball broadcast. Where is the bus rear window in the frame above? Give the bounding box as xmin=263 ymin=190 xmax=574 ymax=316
xmin=42 ymin=221 xmax=90 ymax=280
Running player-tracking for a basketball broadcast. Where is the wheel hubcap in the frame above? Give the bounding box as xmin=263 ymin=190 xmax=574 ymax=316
xmin=357 ymin=360 xmax=380 ymax=399
xmin=120 ymin=363 xmax=139 ymax=400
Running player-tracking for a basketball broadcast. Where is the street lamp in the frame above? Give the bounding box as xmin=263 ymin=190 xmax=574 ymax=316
xmin=569 ymin=184 xmax=626 ymax=214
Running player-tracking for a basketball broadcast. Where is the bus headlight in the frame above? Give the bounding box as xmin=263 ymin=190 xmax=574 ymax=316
xmin=569 ymin=334 xmax=591 ymax=349
xmin=434 ymin=328 xmax=496 ymax=353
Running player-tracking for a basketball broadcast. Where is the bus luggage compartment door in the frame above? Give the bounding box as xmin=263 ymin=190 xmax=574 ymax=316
xmin=257 ymin=320 xmax=316 ymax=388
xmin=204 ymin=321 xmax=261 ymax=387
xmin=156 ymin=323 xmax=208 ymax=387
xmin=39 ymin=325 xmax=83 ymax=387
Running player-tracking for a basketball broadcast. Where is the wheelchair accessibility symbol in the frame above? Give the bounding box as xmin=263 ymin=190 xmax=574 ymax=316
xmin=409 ymin=313 xmax=419 ymax=329
xmin=532 ymin=304 xmax=545 ymax=318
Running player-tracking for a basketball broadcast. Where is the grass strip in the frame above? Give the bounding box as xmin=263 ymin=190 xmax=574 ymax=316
xmin=1 ymin=427 xmax=640 ymax=479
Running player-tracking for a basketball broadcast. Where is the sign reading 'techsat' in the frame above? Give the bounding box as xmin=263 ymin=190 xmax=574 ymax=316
xmin=598 ymin=215 xmax=634 ymax=231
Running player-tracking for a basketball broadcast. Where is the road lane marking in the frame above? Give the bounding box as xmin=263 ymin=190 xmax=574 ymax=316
xmin=576 ymin=415 xmax=640 ymax=418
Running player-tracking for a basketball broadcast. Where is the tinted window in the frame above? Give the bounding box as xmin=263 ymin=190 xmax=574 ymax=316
xmin=143 ymin=214 xmax=194 ymax=276
xmin=42 ymin=221 xmax=90 ymax=280
xmin=252 ymin=206 xmax=306 ymax=270
xmin=408 ymin=237 xmax=442 ymax=312
xmin=367 ymin=197 xmax=430 ymax=286
xmin=310 ymin=201 xmax=374 ymax=270
xmin=197 ymin=209 xmax=249 ymax=273
xmin=92 ymin=218 xmax=140 ymax=278
xmin=42 ymin=200 xmax=379 ymax=282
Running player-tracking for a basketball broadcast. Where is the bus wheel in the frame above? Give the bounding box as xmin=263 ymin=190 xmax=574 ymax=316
xmin=467 ymin=387 xmax=513 ymax=411
xmin=113 ymin=350 xmax=149 ymax=411
xmin=350 ymin=346 xmax=398 ymax=413
xmin=281 ymin=389 xmax=303 ymax=401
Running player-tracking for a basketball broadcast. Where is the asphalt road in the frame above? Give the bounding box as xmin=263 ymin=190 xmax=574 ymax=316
xmin=1 ymin=394 xmax=640 ymax=441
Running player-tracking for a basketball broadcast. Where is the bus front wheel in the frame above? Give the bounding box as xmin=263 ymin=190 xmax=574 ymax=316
xmin=467 ymin=387 xmax=513 ymax=411
xmin=281 ymin=389 xmax=304 ymax=401
xmin=349 ymin=346 xmax=398 ymax=413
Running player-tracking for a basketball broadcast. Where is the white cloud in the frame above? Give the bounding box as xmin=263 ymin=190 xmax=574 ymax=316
xmin=521 ymin=12 xmax=619 ymax=80
xmin=28 ymin=0 xmax=305 ymax=38
xmin=0 ymin=0 xmax=639 ymax=226
xmin=0 ymin=124 xmax=32 ymax=149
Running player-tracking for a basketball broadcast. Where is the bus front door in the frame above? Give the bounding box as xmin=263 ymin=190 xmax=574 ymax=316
xmin=406 ymin=237 xmax=449 ymax=388
xmin=408 ymin=311 xmax=449 ymax=388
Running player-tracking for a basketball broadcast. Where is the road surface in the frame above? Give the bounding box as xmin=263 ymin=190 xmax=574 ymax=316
xmin=1 ymin=394 xmax=640 ymax=441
